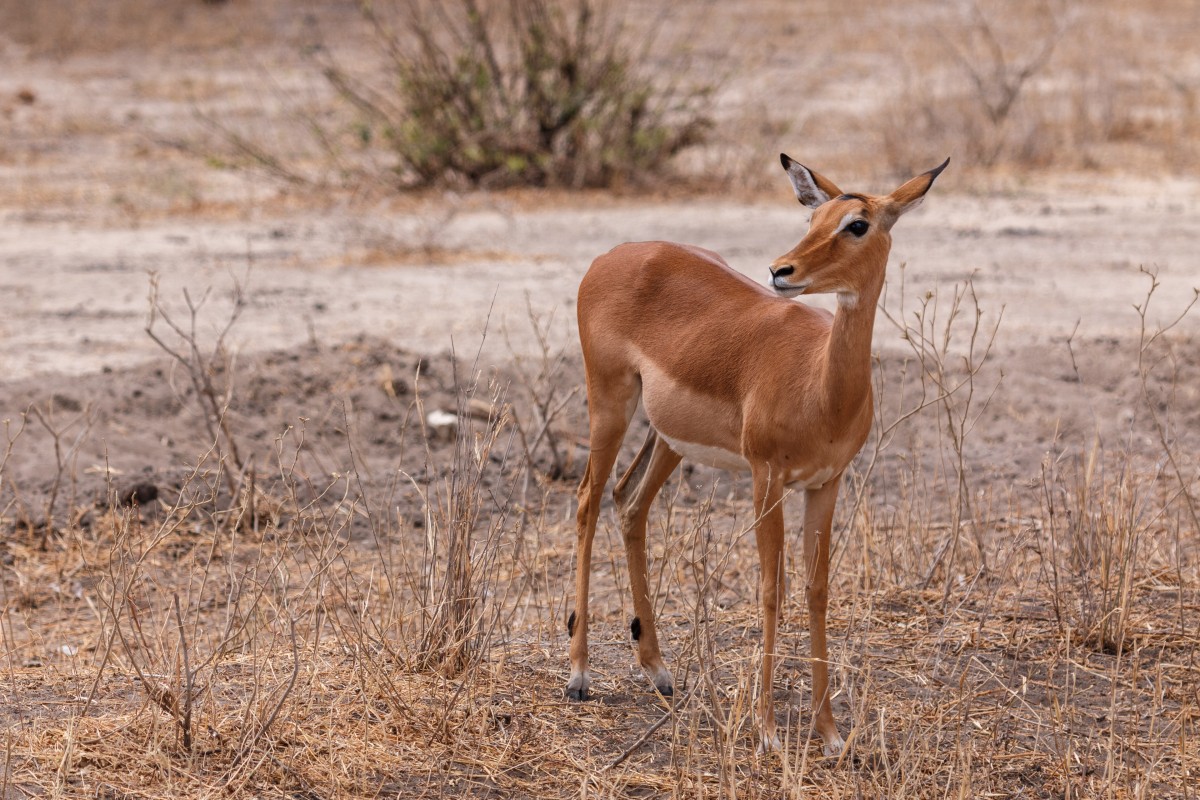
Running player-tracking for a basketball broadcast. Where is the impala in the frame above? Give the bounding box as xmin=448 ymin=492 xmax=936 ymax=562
xmin=565 ymin=154 xmax=949 ymax=756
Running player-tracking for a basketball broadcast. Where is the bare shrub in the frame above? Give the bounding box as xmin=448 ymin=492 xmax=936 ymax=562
xmin=876 ymin=0 xmax=1200 ymax=176
xmin=1133 ymin=269 xmax=1200 ymax=541
xmin=1040 ymin=444 xmax=1153 ymax=653
xmin=26 ymin=400 xmax=95 ymax=548
xmin=145 ymin=272 xmax=247 ymax=501
xmin=1036 ymin=270 xmax=1198 ymax=654
xmin=415 ymin=372 xmax=519 ymax=675
xmin=845 ymin=270 xmax=1004 ymax=596
xmin=321 ymin=0 xmax=712 ymax=189
xmin=504 ymin=298 xmax=581 ymax=482
xmin=0 ymin=414 xmax=29 ymax=536
xmin=881 ymin=0 xmax=1073 ymax=173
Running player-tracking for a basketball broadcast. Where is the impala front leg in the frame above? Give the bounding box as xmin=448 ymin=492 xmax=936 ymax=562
xmin=752 ymin=465 xmax=786 ymax=753
xmin=804 ymin=477 xmax=844 ymax=756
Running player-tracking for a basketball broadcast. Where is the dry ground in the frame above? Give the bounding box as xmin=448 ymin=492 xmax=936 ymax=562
xmin=1 ymin=1 xmax=1199 ymax=798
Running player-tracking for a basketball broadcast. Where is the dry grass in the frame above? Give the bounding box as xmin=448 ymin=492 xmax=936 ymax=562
xmin=2 ymin=267 xmax=1197 ymax=798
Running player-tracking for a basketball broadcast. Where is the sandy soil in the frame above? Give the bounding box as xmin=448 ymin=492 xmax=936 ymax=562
xmin=3 ymin=172 xmax=1197 ymax=365
xmin=3 ymin=164 xmax=1199 ymax=382
xmin=3 ymin=167 xmax=1198 ymax=497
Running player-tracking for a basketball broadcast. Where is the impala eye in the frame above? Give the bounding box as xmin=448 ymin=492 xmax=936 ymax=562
xmin=846 ymin=219 xmax=869 ymax=237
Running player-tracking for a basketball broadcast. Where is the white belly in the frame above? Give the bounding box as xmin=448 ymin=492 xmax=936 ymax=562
xmin=790 ymin=465 xmax=836 ymax=489
xmin=659 ymin=433 xmax=750 ymax=472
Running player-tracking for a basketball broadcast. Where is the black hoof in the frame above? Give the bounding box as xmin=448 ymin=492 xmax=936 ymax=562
xmin=657 ymin=683 xmax=674 ymax=698
xmin=565 ymin=684 xmax=589 ymax=702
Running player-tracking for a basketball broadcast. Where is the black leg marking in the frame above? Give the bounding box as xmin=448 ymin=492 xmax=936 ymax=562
xmin=630 ymin=616 xmax=642 ymax=641
xmin=567 ymin=610 xmax=577 ymax=638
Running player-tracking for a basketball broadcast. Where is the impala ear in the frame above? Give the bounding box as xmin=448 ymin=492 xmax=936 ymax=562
xmin=780 ymin=154 xmax=842 ymax=209
xmin=882 ymin=157 xmax=950 ymax=224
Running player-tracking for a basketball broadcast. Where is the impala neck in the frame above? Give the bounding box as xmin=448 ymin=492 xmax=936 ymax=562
xmin=821 ymin=269 xmax=885 ymax=421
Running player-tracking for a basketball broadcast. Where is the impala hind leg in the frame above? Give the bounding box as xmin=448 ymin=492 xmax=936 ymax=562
xmin=613 ymin=429 xmax=682 ymax=697
xmin=804 ymin=478 xmax=844 ymax=756
xmin=566 ymin=374 xmax=639 ymax=702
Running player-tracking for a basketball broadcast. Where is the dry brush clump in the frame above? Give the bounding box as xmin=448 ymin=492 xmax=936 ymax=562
xmin=320 ymin=0 xmax=712 ymax=190
xmin=1029 ymin=271 xmax=1200 ymax=657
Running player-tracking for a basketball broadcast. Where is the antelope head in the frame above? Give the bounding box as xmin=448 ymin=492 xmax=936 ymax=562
xmin=769 ymin=155 xmax=950 ymax=306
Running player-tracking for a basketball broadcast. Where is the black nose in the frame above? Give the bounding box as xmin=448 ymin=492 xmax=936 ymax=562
xmin=770 ymin=265 xmax=794 ymax=278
